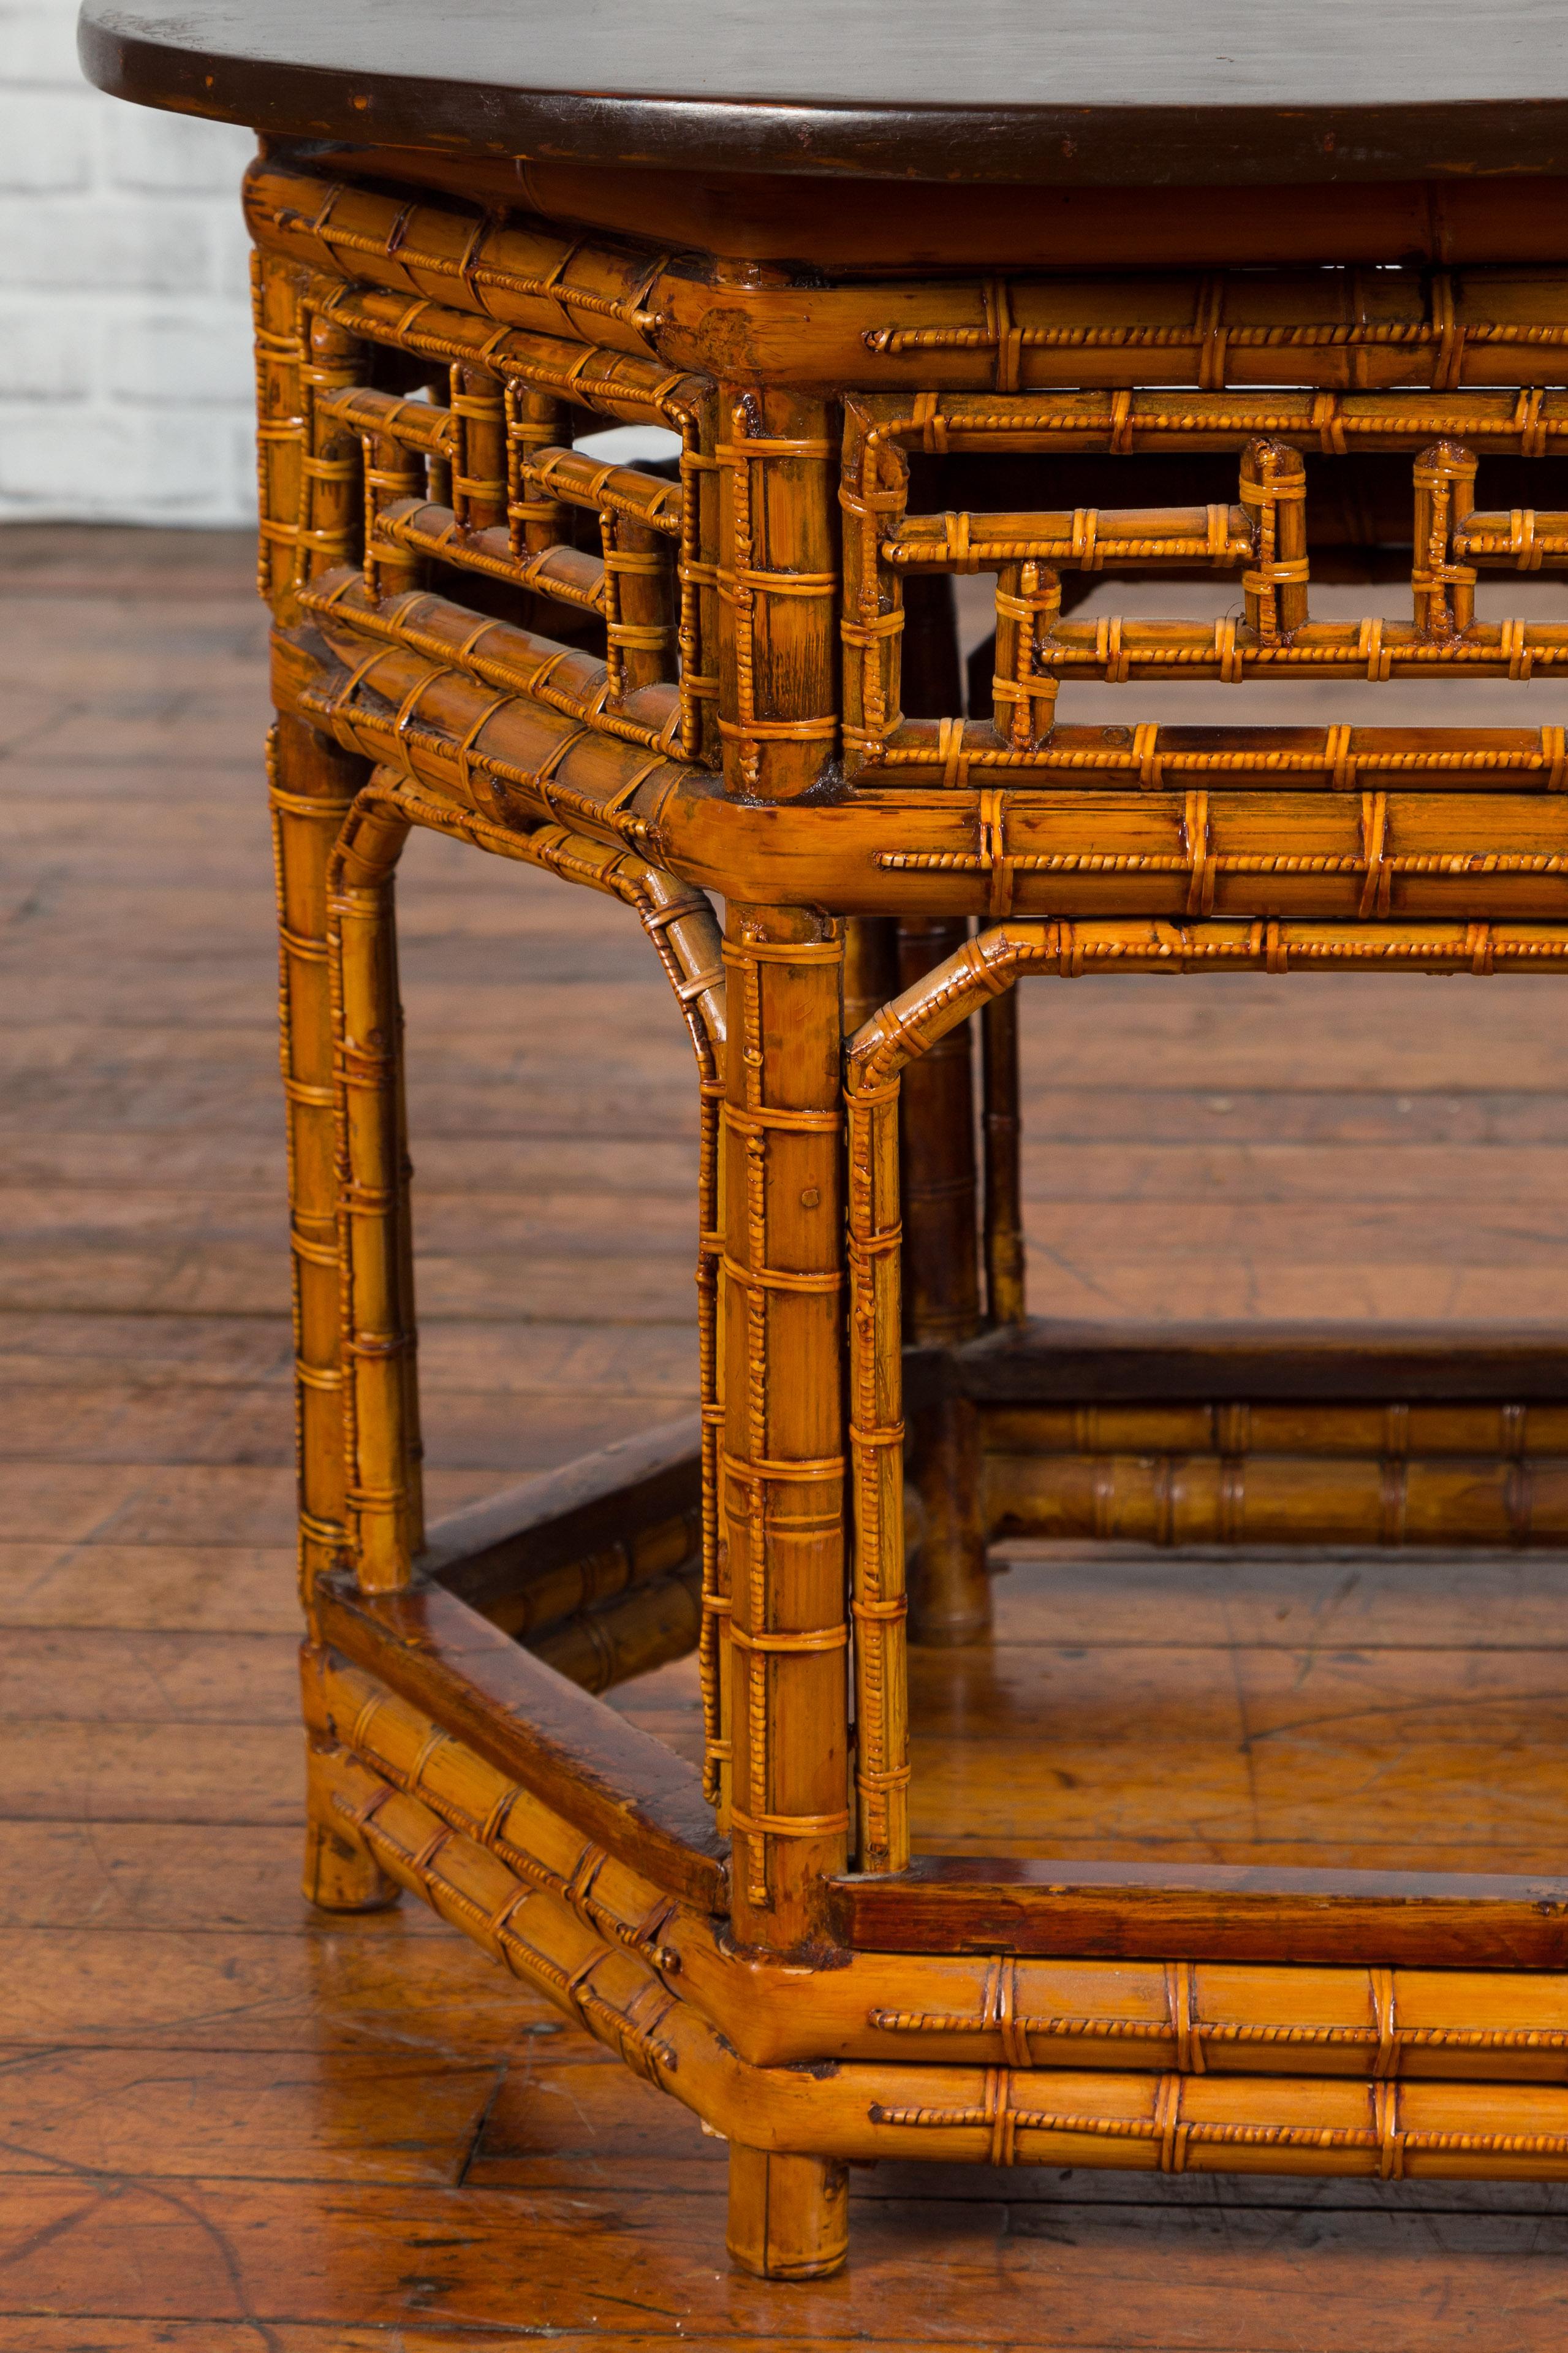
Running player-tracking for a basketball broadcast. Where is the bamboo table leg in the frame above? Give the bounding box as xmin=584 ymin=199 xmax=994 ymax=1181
xmin=897 ymin=918 xmax=990 ymax=1644
xmin=719 ymin=903 xmax=851 ymax=2272
xmin=726 ymin=2145 xmax=850 ymax=2281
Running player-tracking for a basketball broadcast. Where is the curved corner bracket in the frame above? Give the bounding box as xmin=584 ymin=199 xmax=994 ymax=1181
xmin=328 ymin=766 xmax=729 ymax=1817
xmin=845 ymin=921 xmax=1040 ymax=1102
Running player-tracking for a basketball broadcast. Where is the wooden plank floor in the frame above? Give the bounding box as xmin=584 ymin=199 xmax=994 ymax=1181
xmin=6 ymin=523 xmax=1568 ymax=2346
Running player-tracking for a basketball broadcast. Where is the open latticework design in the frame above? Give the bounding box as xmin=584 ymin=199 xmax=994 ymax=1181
xmin=246 ymin=151 xmax=1568 ymax=2279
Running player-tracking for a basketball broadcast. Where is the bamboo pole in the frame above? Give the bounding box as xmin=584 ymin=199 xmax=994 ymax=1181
xmin=300 ymin=305 xmax=362 ymax=580
xmin=716 ymin=389 xmax=839 ymax=800
xmin=854 ymin=384 xmax=1568 ymax=459
xmin=246 ymin=162 xmax=1568 ymax=397
xmin=531 ymin=1564 xmax=703 ymax=1691
xmin=270 ymin=723 xmax=365 ymax=1608
xmin=1240 ymin=437 xmax=1309 ymax=641
xmin=983 ymin=1401 xmax=1568 ymax=1459
xmin=980 ymin=986 xmax=1026 ymax=1326
xmin=312 ymin=1741 xmax=1568 ymax=2200
xmin=726 ymin=2146 xmax=849 ymax=2281
xmin=894 ymin=918 xmax=988 ymax=1646
xmin=1414 ymin=439 xmax=1479 ymax=637
xmin=602 ymin=512 xmax=676 ymax=702
xmin=250 ymin=248 xmax=310 ymax=618
xmin=845 ymin=1044 xmax=909 ymax=1877
xmin=719 ymin=906 xmax=849 ymax=1948
xmin=327 ymin=796 xmax=423 ymax=1591
xmin=307 ymin=1644 xmax=1568 ymax=2080
xmin=450 ymin=363 xmax=508 ymax=532
xmin=282 ymin=602 xmax=1568 ymax=927
xmin=983 ymin=1446 xmax=1568 ymax=1548
xmin=302 ymin=572 xmax=683 ymax=759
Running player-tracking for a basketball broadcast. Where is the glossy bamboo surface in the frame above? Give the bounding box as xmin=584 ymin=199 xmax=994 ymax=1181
xmin=18 ymin=526 xmax=1568 ymax=2336
xmin=64 ymin=119 xmax=1568 ymax=2290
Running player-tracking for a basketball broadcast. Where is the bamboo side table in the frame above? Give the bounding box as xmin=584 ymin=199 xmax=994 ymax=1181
xmin=85 ymin=0 xmax=1568 ymax=2285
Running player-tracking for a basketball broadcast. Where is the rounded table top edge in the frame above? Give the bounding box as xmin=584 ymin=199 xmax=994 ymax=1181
xmin=77 ymin=2 xmax=1568 ymax=189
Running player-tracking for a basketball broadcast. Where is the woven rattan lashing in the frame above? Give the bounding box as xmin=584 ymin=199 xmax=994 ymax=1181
xmin=194 ymin=133 xmax=1568 ymax=2287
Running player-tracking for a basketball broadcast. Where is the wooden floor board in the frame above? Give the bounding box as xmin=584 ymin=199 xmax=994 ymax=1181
xmin=0 ymin=1541 xmax=303 ymax=1633
xmin=9 ymin=524 xmax=1568 ymax=2341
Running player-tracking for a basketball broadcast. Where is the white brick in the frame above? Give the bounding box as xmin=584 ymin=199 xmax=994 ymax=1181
xmin=104 ymin=104 xmax=253 ymax=194
xmin=227 ymin=414 xmax=261 ymax=519
xmin=0 ymin=3 xmax=85 ymax=88
xmin=106 ymin=304 xmax=254 ymax=405
xmin=0 ymin=89 xmax=96 ymax=189
xmin=211 ymin=200 xmax=256 ymax=289
xmin=0 ymin=5 xmax=275 ymax=522
xmin=0 ymin=299 xmax=97 ymax=395
xmin=0 ymin=193 xmax=215 ymax=292
xmin=0 ymin=401 xmax=234 ymax=517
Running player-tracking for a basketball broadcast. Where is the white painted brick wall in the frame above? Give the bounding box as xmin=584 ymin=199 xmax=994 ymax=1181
xmin=0 ymin=0 xmax=257 ymax=522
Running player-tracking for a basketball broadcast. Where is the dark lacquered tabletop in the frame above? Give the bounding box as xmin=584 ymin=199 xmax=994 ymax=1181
xmin=80 ymin=0 xmax=1568 ymax=184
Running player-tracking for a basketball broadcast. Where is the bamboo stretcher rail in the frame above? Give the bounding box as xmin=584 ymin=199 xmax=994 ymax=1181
xmin=1036 ymin=617 xmax=1568 ymax=683
xmin=1457 ymin=510 xmax=1568 ymax=566
xmin=245 ymin=161 xmax=675 ymax=357
xmin=856 ymin=387 xmax=1568 ymax=460
xmin=874 ymin=797 xmax=1568 ymax=919
xmin=244 ymin=165 xmax=1568 ymax=396
xmin=862 ymin=721 xmax=1568 ymax=789
xmin=311 ymin=1739 xmax=1568 ymax=2180
xmin=286 ymin=629 xmax=1568 ymax=926
xmin=300 ymin=571 xmax=684 ymax=756
xmin=983 ymin=1448 xmax=1568 ymax=1548
xmin=525 ymin=444 xmax=684 ymax=536
xmin=284 ymin=606 xmax=1568 ymax=932
xmin=373 ymin=496 xmax=608 ymax=614
xmin=314 ymin=382 xmax=460 ymax=457
xmin=887 ymin=504 xmax=1254 ymax=569
xmin=324 ymin=764 xmax=721 ymax=1597
xmin=299 ymin=275 xmax=705 ymax=429
xmin=531 ymin=1561 xmax=703 ymax=1691
xmin=306 ymin=1644 xmax=1568 ymax=2075
xmin=287 ymin=621 xmax=695 ymax=859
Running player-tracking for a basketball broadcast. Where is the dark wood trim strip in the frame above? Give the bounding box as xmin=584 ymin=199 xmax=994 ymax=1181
xmin=316 ymin=1572 xmax=728 ymax=1911
xmin=421 ymin=1413 xmax=700 ymax=1622
xmin=953 ymin=1318 xmax=1568 ymax=1405
xmin=834 ymin=1856 xmax=1568 ymax=1966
